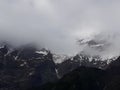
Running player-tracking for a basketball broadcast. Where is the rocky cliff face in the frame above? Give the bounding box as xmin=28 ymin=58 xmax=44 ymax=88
xmin=0 ymin=43 xmax=117 ymax=90
xmin=56 ymin=53 xmax=113 ymax=77
xmin=0 ymin=44 xmax=58 ymax=90
xmin=39 ymin=56 xmax=120 ymax=90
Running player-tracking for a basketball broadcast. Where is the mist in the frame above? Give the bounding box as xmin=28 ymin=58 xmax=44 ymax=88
xmin=0 ymin=0 xmax=120 ymax=57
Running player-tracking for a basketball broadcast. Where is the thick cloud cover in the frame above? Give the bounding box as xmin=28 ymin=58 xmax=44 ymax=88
xmin=0 ymin=0 xmax=120 ymax=57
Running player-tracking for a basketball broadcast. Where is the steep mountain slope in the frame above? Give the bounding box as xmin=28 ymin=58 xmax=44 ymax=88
xmin=0 ymin=44 xmax=58 ymax=90
xmin=40 ymin=66 xmax=106 ymax=90
xmin=39 ymin=56 xmax=120 ymax=90
xmin=0 ymin=43 xmax=118 ymax=90
xmin=56 ymin=53 xmax=115 ymax=77
xmin=103 ymin=56 xmax=120 ymax=90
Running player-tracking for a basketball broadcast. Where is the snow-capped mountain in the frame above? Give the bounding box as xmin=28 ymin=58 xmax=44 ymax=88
xmin=55 ymin=52 xmax=118 ymax=77
xmin=0 ymin=44 xmax=58 ymax=89
xmin=0 ymin=42 xmax=118 ymax=89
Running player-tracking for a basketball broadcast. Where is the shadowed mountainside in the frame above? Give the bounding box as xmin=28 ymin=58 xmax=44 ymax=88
xmin=38 ymin=56 xmax=120 ymax=90
xmin=0 ymin=43 xmax=119 ymax=90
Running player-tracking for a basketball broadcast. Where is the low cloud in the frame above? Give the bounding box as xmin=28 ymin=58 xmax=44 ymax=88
xmin=0 ymin=0 xmax=120 ymax=57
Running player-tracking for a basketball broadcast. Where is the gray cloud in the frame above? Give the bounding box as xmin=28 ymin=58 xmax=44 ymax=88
xmin=0 ymin=0 xmax=120 ymax=57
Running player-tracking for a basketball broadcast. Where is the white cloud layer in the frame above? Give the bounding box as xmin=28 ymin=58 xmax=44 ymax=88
xmin=0 ymin=0 xmax=120 ymax=57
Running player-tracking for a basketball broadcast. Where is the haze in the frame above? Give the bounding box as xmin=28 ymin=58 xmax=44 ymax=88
xmin=0 ymin=0 xmax=120 ymax=57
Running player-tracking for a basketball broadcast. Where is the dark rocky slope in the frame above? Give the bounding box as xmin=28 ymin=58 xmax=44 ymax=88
xmin=0 ymin=43 xmax=119 ymax=90
xmin=0 ymin=44 xmax=58 ymax=90
xmin=35 ymin=56 xmax=120 ymax=90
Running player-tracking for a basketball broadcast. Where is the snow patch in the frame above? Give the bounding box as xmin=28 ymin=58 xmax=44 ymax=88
xmin=53 ymin=54 xmax=69 ymax=64
xmin=36 ymin=51 xmax=48 ymax=55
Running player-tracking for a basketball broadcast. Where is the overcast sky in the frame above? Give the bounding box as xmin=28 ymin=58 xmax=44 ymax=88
xmin=0 ymin=0 xmax=120 ymax=57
